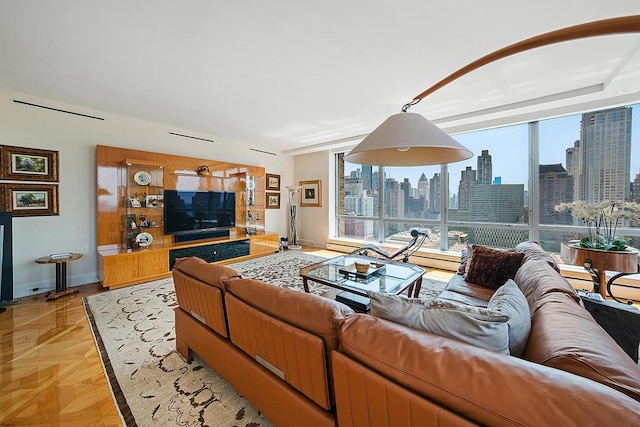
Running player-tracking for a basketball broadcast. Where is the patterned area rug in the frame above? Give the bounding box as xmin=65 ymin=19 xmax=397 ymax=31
xmin=84 ymin=251 xmax=446 ymax=426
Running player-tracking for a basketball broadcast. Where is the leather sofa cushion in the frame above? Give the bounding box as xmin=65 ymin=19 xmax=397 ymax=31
xmin=338 ymin=315 xmax=640 ymax=425
xmin=524 ymin=294 xmax=640 ymax=402
xmin=514 ymin=260 xmax=581 ymax=314
xmin=225 ymin=292 xmax=335 ymax=410
xmin=515 ymin=240 xmax=560 ymax=272
xmin=173 ymin=256 xmax=241 ymax=290
xmin=172 ymin=257 xmax=240 ymax=337
xmin=444 ymin=273 xmax=496 ymax=301
xmin=226 ymin=277 xmax=355 ymax=350
xmin=436 ymin=289 xmax=489 ymax=307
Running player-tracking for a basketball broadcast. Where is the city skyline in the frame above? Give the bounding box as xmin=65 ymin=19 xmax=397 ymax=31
xmin=345 ymin=104 xmax=640 ymax=198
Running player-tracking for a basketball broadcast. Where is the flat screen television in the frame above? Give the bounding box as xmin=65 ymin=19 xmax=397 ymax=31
xmin=164 ymin=189 xmax=236 ymax=236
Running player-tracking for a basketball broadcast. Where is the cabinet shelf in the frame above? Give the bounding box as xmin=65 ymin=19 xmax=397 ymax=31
xmin=121 ymin=160 xmax=164 ymax=250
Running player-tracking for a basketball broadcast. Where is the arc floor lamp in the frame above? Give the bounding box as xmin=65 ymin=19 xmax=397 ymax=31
xmin=345 ymin=15 xmax=640 ymax=167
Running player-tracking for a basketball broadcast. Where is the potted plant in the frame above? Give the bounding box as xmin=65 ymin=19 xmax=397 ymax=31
xmin=554 ymin=201 xmax=640 ymax=251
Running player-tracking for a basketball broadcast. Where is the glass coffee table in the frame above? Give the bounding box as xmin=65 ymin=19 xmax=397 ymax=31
xmin=299 ymin=254 xmax=424 ymax=298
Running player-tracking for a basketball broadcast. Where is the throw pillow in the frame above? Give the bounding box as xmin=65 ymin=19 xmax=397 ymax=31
xmin=487 ymin=279 xmax=531 ymax=357
xmin=464 ymin=244 xmax=524 ymax=289
xmin=368 ymin=291 xmax=510 ymax=354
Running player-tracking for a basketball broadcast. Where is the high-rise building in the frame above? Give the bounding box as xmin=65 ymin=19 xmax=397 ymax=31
xmin=631 ymin=171 xmax=640 ymax=203
xmin=575 ymin=106 xmax=632 ymax=203
xmin=477 ymin=149 xmax=492 ymax=185
xmin=362 ymin=165 xmax=373 ymax=191
xmin=344 ymin=194 xmax=375 ymax=217
xmin=458 ymin=166 xmax=476 ymax=210
xmin=371 ymin=171 xmax=380 ymax=191
xmin=417 ymin=172 xmax=430 ymax=212
xmin=417 ymin=173 xmax=429 ymax=198
xmin=344 ymin=177 xmax=362 ymax=196
xmin=384 ymin=178 xmax=403 ymax=218
xmin=400 ymin=178 xmax=411 ymax=215
xmin=429 ymin=173 xmax=441 ymax=215
xmin=468 ymin=184 xmax=525 ymax=223
xmin=565 ymin=140 xmax=579 ymax=176
xmin=539 ymin=164 xmax=574 ymax=224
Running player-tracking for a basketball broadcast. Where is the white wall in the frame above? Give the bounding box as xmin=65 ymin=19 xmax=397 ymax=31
xmin=0 ymin=88 xmax=292 ymax=298
xmin=294 ymin=151 xmax=332 ymax=247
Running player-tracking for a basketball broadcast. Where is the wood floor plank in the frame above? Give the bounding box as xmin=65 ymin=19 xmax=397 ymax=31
xmin=0 ymin=283 xmax=123 ymax=426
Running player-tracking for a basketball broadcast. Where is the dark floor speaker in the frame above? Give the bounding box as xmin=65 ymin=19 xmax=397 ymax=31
xmin=0 ymin=212 xmax=13 ymax=303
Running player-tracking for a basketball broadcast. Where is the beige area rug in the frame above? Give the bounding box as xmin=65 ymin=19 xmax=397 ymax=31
xmin=84 ymin=251 xmax=447 ymax=426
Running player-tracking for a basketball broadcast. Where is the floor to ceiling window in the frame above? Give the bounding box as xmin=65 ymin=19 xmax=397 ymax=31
xmin=335 ymin=103 xmax=640 ymax=254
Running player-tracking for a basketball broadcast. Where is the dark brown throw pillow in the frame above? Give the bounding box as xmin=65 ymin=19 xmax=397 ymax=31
xmin=464 ymin=245 xmax=525 ymax=290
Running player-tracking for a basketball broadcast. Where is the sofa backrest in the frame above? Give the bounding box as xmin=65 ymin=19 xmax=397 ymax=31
xmin=337 ymin=314 xmax=640 ymax=425
xmin=514 ymin=259 xmax=581 ymax=313
xmin=172 ymin=256 xmax=241 ymax=337
xmin=515 ymin=240 xmax=560 ymax=271
xmin=225 ymin=277 xmax=355 ymax=410
xmin=515 ymin=259 xmax=640 ymax=402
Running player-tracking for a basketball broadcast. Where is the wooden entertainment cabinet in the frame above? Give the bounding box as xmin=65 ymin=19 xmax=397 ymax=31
xmin=96 ymin=145 xmax=279 ymax=289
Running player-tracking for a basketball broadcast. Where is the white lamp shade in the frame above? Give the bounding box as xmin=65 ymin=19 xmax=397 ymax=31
xmin=345 ymin=112 xmax=473 ymax=166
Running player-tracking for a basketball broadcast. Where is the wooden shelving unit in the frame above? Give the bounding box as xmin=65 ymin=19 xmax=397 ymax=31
xmin=96 ymin=145 xmax=279 ymax=289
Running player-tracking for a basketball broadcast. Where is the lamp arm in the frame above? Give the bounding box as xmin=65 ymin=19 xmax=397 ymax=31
xmin=413 ymin=15 xmax=640 ymax=102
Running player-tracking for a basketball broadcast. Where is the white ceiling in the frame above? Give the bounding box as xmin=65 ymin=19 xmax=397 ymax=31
xmin=1 ymin=1 xmax=639 ymax=155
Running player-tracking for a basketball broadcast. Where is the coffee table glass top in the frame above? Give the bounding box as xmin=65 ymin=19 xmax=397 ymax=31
xmin=303 ymin=255 xmax=424 ymax=295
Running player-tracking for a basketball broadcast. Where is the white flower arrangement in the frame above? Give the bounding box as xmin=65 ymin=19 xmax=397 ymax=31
xmin=554 ymin=201 xmax=640 ymax=251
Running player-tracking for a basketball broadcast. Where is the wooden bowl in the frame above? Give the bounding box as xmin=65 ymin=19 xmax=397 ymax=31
xmin=355 ymin=261 xmax=369 ymax=273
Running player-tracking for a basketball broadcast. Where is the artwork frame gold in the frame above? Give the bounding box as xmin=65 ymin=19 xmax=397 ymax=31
xmin=0 ymin=183 xmax=59 ymax=216
xmin=0 ymin=145 xmax=59 ymax=182
xmin=266 ymin=192 xmax=281 ymax=209
xmin=266 ymin=173 xmax=281 ymax=191
xmin=299 ymin=180 xmax=322 ymax=207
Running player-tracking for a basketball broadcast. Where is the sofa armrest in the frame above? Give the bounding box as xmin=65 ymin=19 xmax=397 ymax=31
xmin=338 ymin=315 xmax=640 ymax=426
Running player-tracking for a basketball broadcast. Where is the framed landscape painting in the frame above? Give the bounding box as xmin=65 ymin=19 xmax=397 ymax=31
xmin=266 ymin=173 xmax=281 ymax=191
xmin=0 ymin=145 xmax=59 ymax=182
xmin=266 ymin=192 xmax=280 ymax=209
xmin=0 ymin=183 xmax=59 ymax=216
xmin=300 ymin=180 xmax=322 ymax=207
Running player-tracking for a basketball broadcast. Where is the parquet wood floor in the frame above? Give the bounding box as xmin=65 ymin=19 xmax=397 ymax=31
xmin=0 ymin=246 xmax=339 ymax=426
xmin=0 ymin=283 xmax=122 ymax=426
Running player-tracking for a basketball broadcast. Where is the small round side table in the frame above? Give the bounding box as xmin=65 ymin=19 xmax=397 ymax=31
xmin=35 ymin=253 xmax=83 ymax=301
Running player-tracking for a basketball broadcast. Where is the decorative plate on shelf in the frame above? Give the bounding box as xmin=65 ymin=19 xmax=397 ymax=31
xmin=133 ymin=171 xmax=152 ymax=186
xmin=246 ymin=179 xmax=256 ymax=191
xmin=135 ymin=232 xmax=153 ymax=247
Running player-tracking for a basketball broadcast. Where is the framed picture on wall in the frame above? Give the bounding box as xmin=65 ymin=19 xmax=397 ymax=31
xmin=0 ymin=145 xmax=59 ymax=182
xmin=299 ymin=180 xmax=322 ymax=207
xmin=266 ymin=173 xmax=281 ymax=191
xmin=266 ymin=192 xmax=280 ymax=209
xmin=0 ymin=183 xmax=59 ymax=216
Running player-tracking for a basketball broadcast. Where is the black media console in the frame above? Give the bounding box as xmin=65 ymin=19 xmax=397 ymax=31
xmin=169 ymin=239 xmax=250 ymax=269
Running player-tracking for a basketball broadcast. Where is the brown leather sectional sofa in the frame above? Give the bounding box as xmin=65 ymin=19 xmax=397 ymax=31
xmin=172 ymin=242 xmax=640 ymax=426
